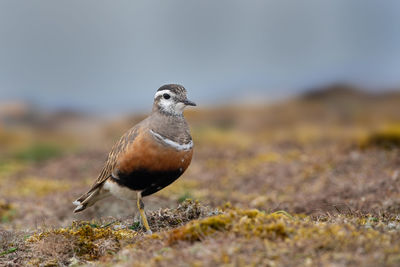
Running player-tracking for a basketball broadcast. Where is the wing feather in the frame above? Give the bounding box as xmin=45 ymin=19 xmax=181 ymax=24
xmin=89 ymin=124 xmax=140 ymax=190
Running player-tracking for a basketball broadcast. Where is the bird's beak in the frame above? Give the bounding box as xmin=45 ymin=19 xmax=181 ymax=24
xmin=182 ymin=99 xmax=196 ymax=106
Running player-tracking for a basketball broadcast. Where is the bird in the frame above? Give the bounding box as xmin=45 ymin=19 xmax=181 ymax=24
xmin=72 ymin=84 xmax=196 ymax=233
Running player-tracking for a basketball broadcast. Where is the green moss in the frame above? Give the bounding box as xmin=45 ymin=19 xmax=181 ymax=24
xmin=129 ymin=221 xmax=141 ymax=231
xmin=14 ymin=143 xmax=63 ymax=163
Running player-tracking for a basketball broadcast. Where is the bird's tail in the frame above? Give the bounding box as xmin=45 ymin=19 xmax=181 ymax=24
xmin=72 ymin=186 xmax=109 ymax=213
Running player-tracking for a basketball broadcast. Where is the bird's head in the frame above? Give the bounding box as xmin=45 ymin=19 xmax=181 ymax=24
xmin=153 ymin=84 xmax=196 ymax=116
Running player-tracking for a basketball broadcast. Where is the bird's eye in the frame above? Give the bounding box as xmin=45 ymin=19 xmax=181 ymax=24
xmin=163 ymin=93 xmax=170 ymax=99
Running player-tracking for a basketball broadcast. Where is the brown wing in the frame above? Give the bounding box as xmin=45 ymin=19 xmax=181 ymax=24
xmin=87 ymin=124 xmax=140 ymax=192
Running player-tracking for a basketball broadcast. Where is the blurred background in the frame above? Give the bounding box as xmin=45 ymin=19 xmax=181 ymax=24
xmin=1 ymin=0 xmax=400 ymax=114
xmin=1 ymin=1 xmax=400 ymax=228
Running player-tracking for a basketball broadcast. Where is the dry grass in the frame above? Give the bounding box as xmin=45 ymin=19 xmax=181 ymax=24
xmin=1 ymin=200 xmax=216 ymax=266
xmin=117 ymin=208 xmax=400 ymax=266
xmin=1 ymin=90 xmax=400 ymax=266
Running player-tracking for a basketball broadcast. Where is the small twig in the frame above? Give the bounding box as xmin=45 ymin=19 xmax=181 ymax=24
xmin=333 ymin=205 xmax=341 ymax=214
xmin=273 ymin=210 xmax=295 ymax=220
xmin=101 ymin=221 xmax=117 ymax=228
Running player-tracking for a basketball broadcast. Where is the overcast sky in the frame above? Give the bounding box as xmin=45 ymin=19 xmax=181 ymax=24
xmin=1 ymin=0 xmax=400 ymax=114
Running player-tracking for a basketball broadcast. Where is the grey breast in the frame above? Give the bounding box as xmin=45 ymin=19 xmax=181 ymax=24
xmin=148 ymin=112 xmax=192 ymax=146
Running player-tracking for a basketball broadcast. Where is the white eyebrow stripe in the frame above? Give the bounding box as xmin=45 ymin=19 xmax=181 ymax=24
xmin=149 ymin=129 xmax=193 ymax=151
xmin=154 ymin=89 xmax=175 ymax=99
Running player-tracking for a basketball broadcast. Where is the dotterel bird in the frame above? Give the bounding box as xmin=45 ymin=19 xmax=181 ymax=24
xmin=73 ymin=84 xmax=196 ymax=233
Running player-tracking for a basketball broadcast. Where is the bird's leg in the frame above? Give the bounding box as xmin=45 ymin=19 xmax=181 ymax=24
xmin=136 ymin=192 xmax=152 ymax=234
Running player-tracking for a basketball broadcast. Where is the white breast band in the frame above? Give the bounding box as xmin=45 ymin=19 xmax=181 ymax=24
xmin=149 ymin=129 xmax=193 ymax=151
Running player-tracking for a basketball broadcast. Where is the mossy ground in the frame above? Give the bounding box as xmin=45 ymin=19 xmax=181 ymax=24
xmin=1 ymin=93 xmax=400 ymax=266
xmin=120 ymin=208 xmax=400 ymax=266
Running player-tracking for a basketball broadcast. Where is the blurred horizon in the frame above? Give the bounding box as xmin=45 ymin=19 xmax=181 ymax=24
xmin=1 ymin=1 xmax=400 ymax=114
